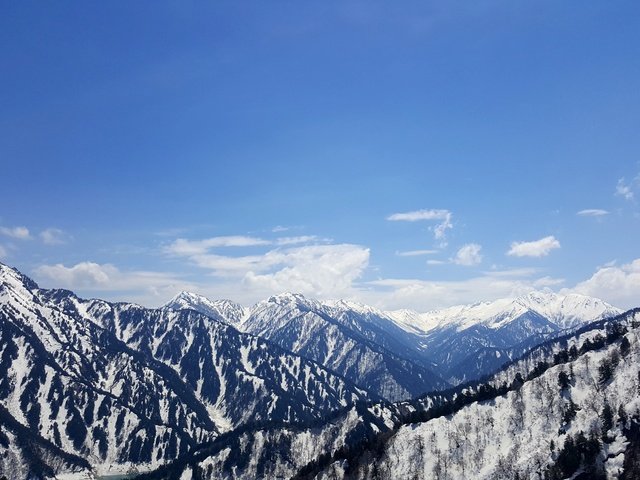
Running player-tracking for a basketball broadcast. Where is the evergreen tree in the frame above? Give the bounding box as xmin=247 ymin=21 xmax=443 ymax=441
xmin=621 ymin=336 xmax=631 ymax=357
xmin=512 ymin=372 xmax=525 ymax=390
xmin=563 ymin=399 xmax=578 ymax=424
xmin=598 ymin=359 xmax=614 ymax=386
xmin=556 ymin=435 xmax=580 ymax=476
xmin=558 ymin=371 xmax=571 ymax=390
xmin=569 ymin=345 xmax=579 ymax=360
xmin=618 ymin=404 xmax=628 ymax=428
xmin=601 ymin=402 xmax=614 ymax=442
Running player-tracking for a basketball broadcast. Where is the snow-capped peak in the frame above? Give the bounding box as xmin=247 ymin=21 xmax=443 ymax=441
xmin=325 ymin=298 xmax=383 ymax=316
xmin=385 ymin=291 xmax=621 ymax=334
xmin=256 ymin=292 xmax=326 ymax=312
xmin=163 ymin=291 xmax=247 ymax=327
xmin=515 ymin=291 xmax=621 ymax=329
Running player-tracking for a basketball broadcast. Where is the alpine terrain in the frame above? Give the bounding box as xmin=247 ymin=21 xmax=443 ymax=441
xmin=0 ymin=261 xmax=633 ymax=479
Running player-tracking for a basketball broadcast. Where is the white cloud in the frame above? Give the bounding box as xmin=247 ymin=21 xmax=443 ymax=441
xmin=0 ymin=226 xmax=30 ymax=240
xmin=387 ymin=209 xmax=449 ymax=222
xmin=164 ymin=234 xmax=371 ymax=301
xmin=0 ymin=245 xmax=6 ymax=258
xmin=616 ymin=178 xmax=634 ymax=201
xmin=36 ymin=262 xmax=113 ymax=287
xmin=363 ymin=269 xmax=564 ymax=311
xmin=387 ymin=209 xmax=453 ymax=244
xmin=483 ymin=267 xmax=541 ymax=278
xmin=427 ymin=259 xmax=446 ymax=265
xmin=243 ymin=244 xmax=370 ymax=298
xmin=566 ymin=258 xmax=640 ymax=309
xmin=164 ymin=235 xmax=318 ymax=257
xmin=165 ymin=236 xmax=271 ymax=256
xmin=40 ymin=228 xmax=71 ymax=245
xmin=272 ymin=225 xmax=289 ymax=232
xmin=453 ymin=243 xmax=482 ymax=266
xmin=275 ymin=236 xmax=319 ymax=246
xmin=507 ymin=235 xmax=560 ymax=258
xmin=34 ymin=261 xmax=198 ymax=306
xmin=396 ymin=249 xmax=438 ymax=257
xmin=577 ymin=209 xmax=609 ymax=217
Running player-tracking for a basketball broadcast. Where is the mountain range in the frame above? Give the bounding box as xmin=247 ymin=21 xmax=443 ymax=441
xmin=166 ymin=287 xmax=620 ymax=387
xmin=148 ymin=308 xmax=640 ymax=480
xmin=0 ymin=261 xmax=631 ymax=479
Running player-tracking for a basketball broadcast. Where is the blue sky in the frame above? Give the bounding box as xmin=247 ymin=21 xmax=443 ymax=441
xmin=1 ymin=1 xmax=639 ymax=310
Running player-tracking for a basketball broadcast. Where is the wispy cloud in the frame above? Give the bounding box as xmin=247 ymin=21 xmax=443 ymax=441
xmin=0 ymin=226 xmax=31 ymax=240
xmin=507 ymin=235 xmax=560 ymax=258
xmin=387 ymin=209 xmax=450 ymax=222
xmin=395 ymin=249 xmax=438 ymax=257
xmin=427 ymin=259 xmax=447 ymax=265
xmin=275 ymin=235 xmax=319 ymax=246
xmin=386 ymin=209 xmax=453 ymax=243
xmin=423 ymin=243 xmax=482 ymax=266
xmin=165 ymin=236 xmax=272 ymax=256
xmin=577 ymin=209 xmax=609 ymax=217
xmin=616 ymin=177 xmax=634 ymax=201
xmin=164 ymin=235 xmax=318 ymax=257
xmin=40 ymin=228 xmax=72 ymax=245
xmin=483 ymin=267 xmax=540 ymax=278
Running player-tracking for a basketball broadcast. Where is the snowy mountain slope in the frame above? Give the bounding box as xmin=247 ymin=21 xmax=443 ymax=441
xmin=0 ymin=258 xmax=626 ymax=479
xmin=383 ymin=292 xmax=622 ymax=383
xmin=152 ymin=308 xmax=640 ymax=480
xmin=0 ymin=263 xmax=370 ymax=479
xmin=170 ymin=290 xmax=621 ymax=390
xmin=415 ymin=310 xmax=560 ymax=383
xmin=385 ymin=291 xmax=621 ymax=334
xmin=0 ymin=404 xmax=90 ymax=480
xmin=236 ymin=294 xmax=446 ymax=401
xmin=165 ymin=292 xmax=443 ymax=401
xmin=0 ymin=264 xmax=216 ymax=476
xmin=314 ymin=309 xmax=640 ymax=480
xmin=35 ymin=283 xmax=369 ymax=432
xmin=164 ymin=291 xmax=247 ymax=328
xmin=86 ymin=301 xmax=369 ymax=428
xmin=136 ymin=402 xmax=409 ymax=480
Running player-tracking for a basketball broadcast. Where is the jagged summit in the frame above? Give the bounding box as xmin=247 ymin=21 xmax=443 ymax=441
xmin=163 ymin=290 xmax=247 ymax=327
xmin=385 ymin=291 xmax=621 ymax=335
xmin=262 ymin=291 xmax=323 ymax=309
xmin=0 ymin=261 xmax=39 ymax=292
xmin=162 ymin=287 xmax=621 ymax=335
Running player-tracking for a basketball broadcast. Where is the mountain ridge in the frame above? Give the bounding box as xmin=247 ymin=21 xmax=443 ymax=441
xmin=162 ymin=289 xmax=620 ymax=336
xmin=0 ymin=263 xmax=372 ymax=478
xmin=164 ymin=288 xmax=621 ymax=385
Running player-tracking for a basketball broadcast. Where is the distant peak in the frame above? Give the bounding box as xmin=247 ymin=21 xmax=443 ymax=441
xmin=165 ymin=291 xmax=241 ymax=308
xmin=172 ymin=290 xmax=206 ymax=301
xmin=0 ymin=262 xmax=40 ymax=291
xmin=164 ymin=291 xmax=211 ymax=309
xmin=328 ymin=298 xmax=380 ymax=315
xmin=262 ymin=292 xmax=322 ymax=309
xmin=267 ymin=292 xmax=307 ymax=302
